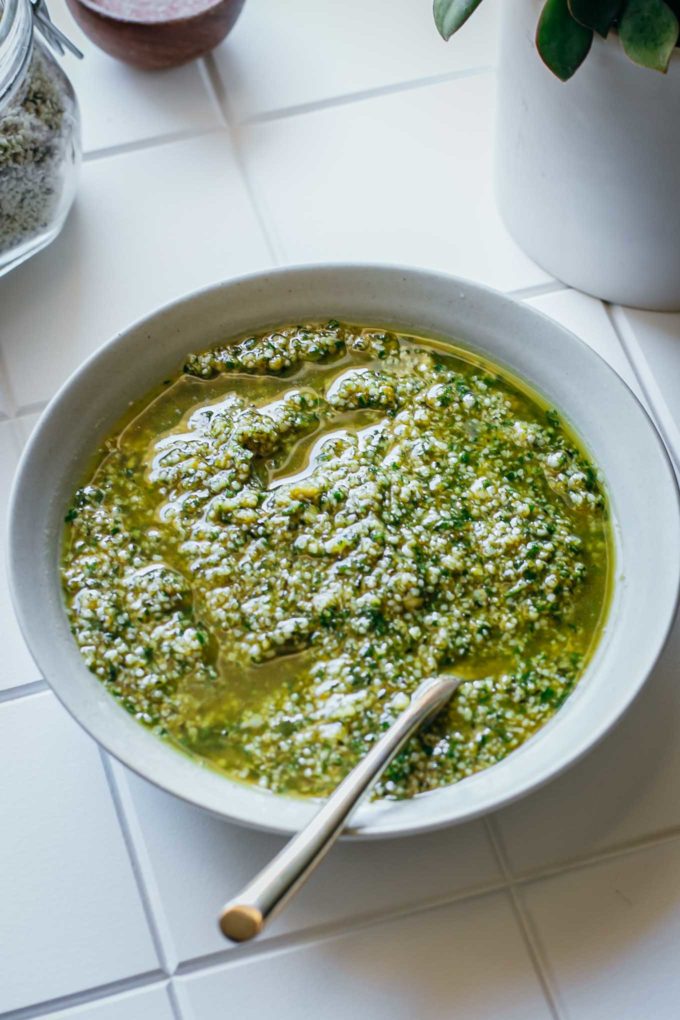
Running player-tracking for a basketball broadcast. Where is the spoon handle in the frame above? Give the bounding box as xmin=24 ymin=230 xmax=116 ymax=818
xmin=219 ymin=674 xmax=459 ymax=942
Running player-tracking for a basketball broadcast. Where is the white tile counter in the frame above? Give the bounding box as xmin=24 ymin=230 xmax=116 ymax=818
xmin=3 ymin=2 xmax=680 ymax=1017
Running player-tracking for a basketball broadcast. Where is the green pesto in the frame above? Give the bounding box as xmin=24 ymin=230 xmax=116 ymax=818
xmin=61 ymin=323 xmax=612 ymax=799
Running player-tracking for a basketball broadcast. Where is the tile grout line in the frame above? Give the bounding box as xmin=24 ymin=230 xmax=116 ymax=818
xmin=200 ymin=55 xmax=286 ymax=266
xmin=167 ymin=980 xmax=191 ymax=1020
xmin=604 ymin=302 xmax=680 ymax=468
xmin=0 ymin=972 xmax=169 ymax=1020
xmin=484 ymin=815 xmax=563 ymax=1020
xmin=175 ymin=822 xmax=680 ymax=980
xmin=514 ymin=824 xmax=680 ymax=886
xmin=1 ymin=664 xmax=680 ymax=890
xmin=82 ymin=126 xmax=225 ymax=164
xmin=70 ymin=65 xmax=499 ymax=168
xmin=239 ymin=65 xmax=496 ymax=125
xmin=0 ymin=815 xmax=678 ymax=1016
xmin=0 ymin=661 xmax=674 ymax=883
xmin=197 ymin=59 xmax=225 ymax=124
xmin=0 ymin=679 xmax=47 ymax=704
xmin=99 ymin=752 xmax=180 ymax=977
xmin=511 ymin=281 xmax=568 ymax=301
xmin=12 ymin=400 xmax=47 ymax=421
xmin=174 ymin=879 xmax=511 ymax=978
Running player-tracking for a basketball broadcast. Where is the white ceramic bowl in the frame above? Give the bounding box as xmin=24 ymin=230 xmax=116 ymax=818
xmin=9 ymin=265 xmax=680 ymax=838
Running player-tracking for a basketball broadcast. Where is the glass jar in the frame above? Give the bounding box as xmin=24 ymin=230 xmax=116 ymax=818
xmin=0 ymin=0 xmax=81 ymax=276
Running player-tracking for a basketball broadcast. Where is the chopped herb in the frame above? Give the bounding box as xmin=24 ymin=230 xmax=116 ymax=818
xmin=62 ymin=323 xmax=611 ymax=800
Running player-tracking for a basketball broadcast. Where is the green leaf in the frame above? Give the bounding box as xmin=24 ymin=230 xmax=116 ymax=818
xmin=537 ymin=0 xmax=593 ymax=80
xmin=433 ymin=0 xmax=485 ymax=40
xmin=619 ymin=0 xmax=680 ymax=72
xmin=567 ymin=0 xmax=623 ymax=36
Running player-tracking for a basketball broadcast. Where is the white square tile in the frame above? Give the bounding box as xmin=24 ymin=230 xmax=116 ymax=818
xmin=0 ymin=692 xmax=158 ymax=1013
xmin=50 ymin=0 xmax=220 ymax=154
xmin=213 ymin=0 xmax=499 ymax=121
xmin=13 ymin=410 xmax=42 ymax=444
xmin=0 ymin=420 xmax=42 ymax=692
xmin=494 ymin=609 xmax=680 ymax=876
xmin=241 ymin=73 xmax=551 ymax=292
xmin=527 ymin=290 xmax=645 ymax=403
xmin=47 ymin=984 xmax=175 ymax=1020
xmin=522 ymin=838 xmax=680 ymax=1020
xmin=120 ymin=767 xmax=501 ymax=964
xmin=612 ymin=307 xmax=680 ymax=461
xmin=0 ymin=132 xmax=272 ymax=412
xmin=178 ymin=891 xmax=552 ymax=1020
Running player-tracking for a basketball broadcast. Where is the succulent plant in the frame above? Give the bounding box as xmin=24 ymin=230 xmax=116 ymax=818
xmin=433 ymin=0 xmax=680 ymax=79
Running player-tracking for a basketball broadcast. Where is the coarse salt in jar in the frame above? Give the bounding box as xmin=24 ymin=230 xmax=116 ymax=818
xmin=0 ymin=0 xmax=81 ymax=276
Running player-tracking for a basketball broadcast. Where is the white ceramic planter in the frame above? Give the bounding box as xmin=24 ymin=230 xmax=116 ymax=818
xmin=495 ymin=0 xmax=680 ymax=311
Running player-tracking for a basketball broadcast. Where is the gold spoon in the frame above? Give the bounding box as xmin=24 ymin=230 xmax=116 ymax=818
xmin=219 ymin=674 xmax=459 ymax=942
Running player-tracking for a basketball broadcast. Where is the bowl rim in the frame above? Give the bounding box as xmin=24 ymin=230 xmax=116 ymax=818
xmin=8 ymin=262 xmax=680 ymax=838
